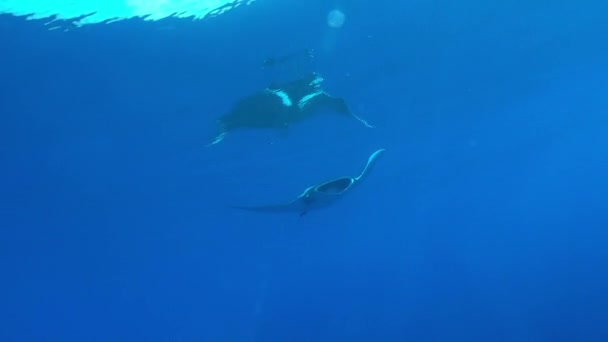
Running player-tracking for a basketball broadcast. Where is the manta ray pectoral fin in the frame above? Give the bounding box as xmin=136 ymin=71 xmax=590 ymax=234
xmin=323 ymin=96 xmax=350 ymax=115
xmin=326 ymin=96 xmax=375 ymax=128
xmin=351 ymin=112 xmax=375 ymax=128
xmin=207 ymin=131 xmax=227 ymax=146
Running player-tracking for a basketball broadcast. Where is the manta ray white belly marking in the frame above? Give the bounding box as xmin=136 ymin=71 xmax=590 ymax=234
xmin=298 ymin=91 xmax=324 ymax=109
xmin=266 ymin=89 xmax=293 ymax=107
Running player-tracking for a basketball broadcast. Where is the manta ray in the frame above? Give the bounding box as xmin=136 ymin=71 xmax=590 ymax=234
xmin=209 ymin=72 xmax=373 ymax=145
xmin=232 ymin=148 xmax=386 ymax=216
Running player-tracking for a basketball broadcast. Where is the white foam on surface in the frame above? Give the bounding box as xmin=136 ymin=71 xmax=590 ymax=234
xmin=0 ymin=0 xmax=256 ymax=27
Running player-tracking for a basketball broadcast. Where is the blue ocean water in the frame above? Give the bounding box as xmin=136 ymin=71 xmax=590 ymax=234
xmin=1 ymin=0 xmax=608 ymax=340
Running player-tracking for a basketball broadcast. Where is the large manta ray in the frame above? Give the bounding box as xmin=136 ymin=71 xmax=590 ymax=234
xmin=209 ymin=72 xmax=373 ymax=145
xmin=231 ymin=148 xmax=386 ymax=216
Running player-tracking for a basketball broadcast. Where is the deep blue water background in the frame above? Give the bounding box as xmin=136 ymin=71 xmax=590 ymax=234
xmin=1 ymin=0 xmax=608 ymax=340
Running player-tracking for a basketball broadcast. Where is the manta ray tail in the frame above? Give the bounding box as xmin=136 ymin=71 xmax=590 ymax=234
xmin=355 ymin=148 xmax=386 ymax=181
xmin=230 ymin=201 xmax=301 ymax=214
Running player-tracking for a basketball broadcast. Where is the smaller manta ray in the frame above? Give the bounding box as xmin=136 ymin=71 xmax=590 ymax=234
xmin=231 ymin=148 xmax=386 ymax=216
xmin=262 ymin=49 xmax=314 ymax=69
xmin=209 ymin=72 xmax=373 ymax=145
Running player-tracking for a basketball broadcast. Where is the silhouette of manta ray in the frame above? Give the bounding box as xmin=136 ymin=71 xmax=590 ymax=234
xmin=209 ymin=72 xmax=373 ymax=145
xmin=231 ymin=148 xmax=386 ymax=216
xmin=262 ymin=49 xmax=314 ymax=69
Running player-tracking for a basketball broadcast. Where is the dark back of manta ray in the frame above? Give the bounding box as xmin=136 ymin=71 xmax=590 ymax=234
xmin=262 ymin=48 xmax=385 ymax=96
